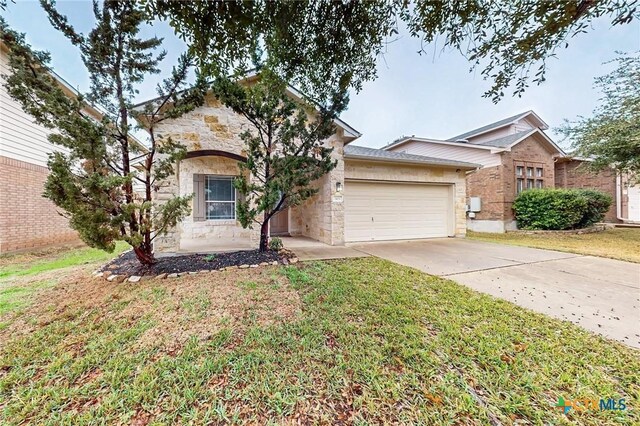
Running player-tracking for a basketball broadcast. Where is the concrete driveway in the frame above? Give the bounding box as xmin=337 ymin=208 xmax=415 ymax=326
xmin=351 ymin=238 xmax=640 ymax=348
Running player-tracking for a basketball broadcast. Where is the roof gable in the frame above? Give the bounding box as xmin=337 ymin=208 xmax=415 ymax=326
xmin=446 ymin=110 xmax=549 ymax=142
xmin=483 ymin=128 xmax=564 ymax=155
xmin=132 ymin=72 xmax=361 ymax=143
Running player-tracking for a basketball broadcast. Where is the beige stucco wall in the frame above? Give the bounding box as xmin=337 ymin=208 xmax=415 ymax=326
xmin=344 ymin=159 xmax=469 ymax=237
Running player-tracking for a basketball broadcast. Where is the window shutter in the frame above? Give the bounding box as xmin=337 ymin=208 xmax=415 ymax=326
xmin=193 ymin=174 xmax=205 ymax=221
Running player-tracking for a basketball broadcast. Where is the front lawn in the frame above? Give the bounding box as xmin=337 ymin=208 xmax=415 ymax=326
xmin=468 ymin=228 xmax=640 ymax=263
xmin=0 ymin=256 xmax=637 ymax=424
xmin=0 ymin=242 xmax=128 ymax=279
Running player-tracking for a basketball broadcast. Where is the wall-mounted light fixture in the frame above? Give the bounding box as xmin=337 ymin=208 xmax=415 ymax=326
xmin=336 ymin=181 xmax=343 ymax=192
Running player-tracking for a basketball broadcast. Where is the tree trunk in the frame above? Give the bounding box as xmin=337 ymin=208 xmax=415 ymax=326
xmin=133 ymin=245 xmax=156 ymax=265
xmin=259 ymin=220 xmax=269 ymax=252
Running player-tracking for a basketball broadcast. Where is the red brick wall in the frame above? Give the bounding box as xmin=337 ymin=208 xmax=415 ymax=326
xmin=554 ymin=159 xmax=619 ymax=222
xmin=0 ymin=156 xmax=81 ymax=253
xmin=501 ymin=136 xmax=557 ymax=221
xmin=467 ymin=136 xmax=557 ymax=223
xmin=466 ymin=165 xmax=507 ymax=221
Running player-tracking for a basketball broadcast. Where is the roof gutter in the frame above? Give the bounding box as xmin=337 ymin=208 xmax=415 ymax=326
xmin=344 ymin=153 xmax=480 ymax=170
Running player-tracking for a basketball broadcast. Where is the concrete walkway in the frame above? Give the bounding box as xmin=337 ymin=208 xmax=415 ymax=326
xmin=351 ymin=238 xmax=640 ymax=348
xmin=282 ymin=236 xmax=367 ymax=261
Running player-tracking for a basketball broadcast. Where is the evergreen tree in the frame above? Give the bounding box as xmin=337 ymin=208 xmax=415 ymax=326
xmin=211 ymin=69 xmax=343 ymax=251
xmin=1 ymin=1 xmax=206 ymax=265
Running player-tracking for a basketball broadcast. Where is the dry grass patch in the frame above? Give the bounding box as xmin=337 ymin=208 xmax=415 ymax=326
xmin=0 ymin=266 xmax=301 ymax=352
xmin=468 ymin=228 xmax=640 ymax=263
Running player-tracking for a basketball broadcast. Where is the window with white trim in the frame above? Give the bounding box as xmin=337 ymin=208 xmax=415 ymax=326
xmin=515 ymin=161 xmax=545 ymax=194
xmin=205 ymin=176 xmax=236 ymax=220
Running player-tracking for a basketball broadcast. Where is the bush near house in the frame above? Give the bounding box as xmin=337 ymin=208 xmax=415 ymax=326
xmin=513 ymin=189 xmax=612 ymax=230
xmin=576 ymin=189 xmax=614 ymax=228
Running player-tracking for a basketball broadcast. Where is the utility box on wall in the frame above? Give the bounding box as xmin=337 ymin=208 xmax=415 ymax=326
xmin=469 ymin=197 xmax=482 ymax=213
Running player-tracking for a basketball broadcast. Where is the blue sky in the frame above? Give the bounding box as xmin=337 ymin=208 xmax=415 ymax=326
xmin=3 ymin=1 xmax=640 ymax=149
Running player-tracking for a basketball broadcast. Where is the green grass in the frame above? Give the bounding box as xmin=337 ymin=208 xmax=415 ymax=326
xmin=0 ymin=258 xmax=637 ymax=425
xmin=468 ymin=228 xmax=640 ymax=263
xmin=0 ymin=279 xmax=57 ymax=316
xmin=0 ymin=242 xmax=129 ymax=279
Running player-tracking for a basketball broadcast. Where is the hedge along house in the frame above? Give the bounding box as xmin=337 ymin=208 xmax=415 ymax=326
xmin=134 ymin=79 xmax=479 ymax=254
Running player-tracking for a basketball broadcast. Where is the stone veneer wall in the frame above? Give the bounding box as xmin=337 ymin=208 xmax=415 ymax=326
xmin=343 ymin=160 xmax=468 ymax=237
xmin=151 ymin=93 xmax=347 ymax=251
xmin=289 ymin=133 xmax=345 ymax=245
xmin=178 ymin=156 xmax=256 ymax=246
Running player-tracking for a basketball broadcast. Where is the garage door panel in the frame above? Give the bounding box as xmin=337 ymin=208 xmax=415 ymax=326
xmin=345 ymin=181 xmax=451 ymax=242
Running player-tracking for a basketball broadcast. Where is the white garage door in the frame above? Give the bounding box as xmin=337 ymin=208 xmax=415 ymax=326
xmin=344 ymin=180 xmax=452 ymax=242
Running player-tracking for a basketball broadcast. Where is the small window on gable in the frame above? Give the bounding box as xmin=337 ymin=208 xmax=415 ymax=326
xmin=516 ymin=166 xmax=524 ymax=177
xmin=535 ymin=180 xmax=543 ymax=189
xmin=516 ymin=178 xmax=524 ymax=194
xmin=527 ymin=179 xmax=535 ymax=189
xmin=536 ymin=167 xmax=543 ymax=178
xmin=526 ymin=167 xmax=534 ymax=177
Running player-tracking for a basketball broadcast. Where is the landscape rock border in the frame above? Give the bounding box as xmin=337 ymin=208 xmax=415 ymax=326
xmin=92 ymin=256 xmax=299 ymax=283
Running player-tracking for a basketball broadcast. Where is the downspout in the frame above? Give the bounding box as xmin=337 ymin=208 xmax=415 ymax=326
xmin=616 ymin=173 xmax=626 ymax=222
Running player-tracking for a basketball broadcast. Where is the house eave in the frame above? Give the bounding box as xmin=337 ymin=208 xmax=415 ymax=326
xmin=344 ymin=153 xmax=480 ymax=170
xmin=384 ymin=137 xmax=502 ymax=152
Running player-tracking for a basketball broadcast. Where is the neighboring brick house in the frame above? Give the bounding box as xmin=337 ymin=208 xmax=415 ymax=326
xmin=384 ymin=110 xmax=639 ymax=232
xmin=555 ymin=157 xmax=639 ymax=223
xmin=0 ymin=41 xmax=88 ymax=254
xmin=133 ymin=78 xmax=478 ymax=254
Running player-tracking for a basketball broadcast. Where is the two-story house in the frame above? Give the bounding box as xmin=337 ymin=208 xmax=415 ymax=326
xmin=384 ymin=111 xmax=638 ymax=232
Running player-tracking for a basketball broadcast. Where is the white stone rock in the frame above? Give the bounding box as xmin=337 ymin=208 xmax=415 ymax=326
xmin=128 ymin=276 xmax=142 ymax=283
xmin=167 ymin=273 xmax=179 ymax=278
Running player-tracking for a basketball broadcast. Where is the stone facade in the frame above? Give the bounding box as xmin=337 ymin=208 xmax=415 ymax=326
xmin=151 ymin=94 xmax=347 ymax=252
xmin=344 ymin=160 xmax=468 ymax=236
xmin=179 ymin=156 xmax=255 ymax=246
xmin=0 ymin=156 xmax=80 ymax=253
xmin=289 ymin=133 xmax=346 ymax=245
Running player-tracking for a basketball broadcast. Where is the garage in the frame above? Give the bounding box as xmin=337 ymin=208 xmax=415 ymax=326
xmin=344 ymin=180 xmax=453 ymax=242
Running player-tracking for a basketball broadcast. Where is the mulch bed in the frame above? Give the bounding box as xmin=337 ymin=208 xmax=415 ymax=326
xmin=100 ymin=249 xmax=294 ymax=277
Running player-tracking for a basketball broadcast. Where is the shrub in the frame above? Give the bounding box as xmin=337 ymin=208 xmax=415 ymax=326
xmin=574 ymin=189 xmax=613 ymax=228
xmin=513 ymin=189 xmax=587 ymax=230
xmin=269 ymin=237 xmax=283 ymax=251
xmin=513 ymin=188 xmax=612 ymax=230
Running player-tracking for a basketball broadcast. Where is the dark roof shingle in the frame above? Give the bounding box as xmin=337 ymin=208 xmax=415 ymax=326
xmin=344 ymin=145 xmax=479 ymax=168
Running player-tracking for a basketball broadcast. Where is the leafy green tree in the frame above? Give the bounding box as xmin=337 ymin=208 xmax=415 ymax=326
xmin=150 ymin=0 xmax=638 ymax=103
xmin=211 ymin=69 xmax=343 ymax=251
xmin=559 ymin=52 xmax=640 ymax=179
xmin=1 ymin=1 xmax=206 ymax=265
